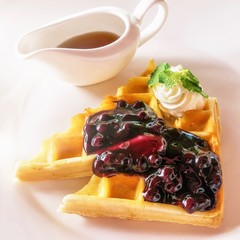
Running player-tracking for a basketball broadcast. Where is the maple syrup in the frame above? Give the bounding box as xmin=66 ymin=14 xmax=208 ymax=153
xmin=58 ymin=31 xmax=119 ymax=49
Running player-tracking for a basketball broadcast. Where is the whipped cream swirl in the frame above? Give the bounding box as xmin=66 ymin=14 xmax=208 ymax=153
xmin=152 ymin=66 xmax=206 ymax=117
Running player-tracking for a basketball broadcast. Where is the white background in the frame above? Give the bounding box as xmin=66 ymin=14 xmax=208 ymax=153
xmin=0 ymin=0 xmax=240 ymax=239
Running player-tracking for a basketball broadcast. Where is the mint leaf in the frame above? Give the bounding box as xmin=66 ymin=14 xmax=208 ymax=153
xmin=147 ymin=63 xmax=208 ymax=98
xmin=180 ymin=77 xmax=207 ymax=97
xmin=147 ymin=63 xmax=170 ymax=87
xmin=180 ymin=69 xmax=208 ymax=97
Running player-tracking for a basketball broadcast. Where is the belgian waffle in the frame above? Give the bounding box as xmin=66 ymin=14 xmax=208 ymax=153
xmin=59 ymin=60 xmax=223 ymax=228
xmin=15 ymin=60 xmax=223 ymax=227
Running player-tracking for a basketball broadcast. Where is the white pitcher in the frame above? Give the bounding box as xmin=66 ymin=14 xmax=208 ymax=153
xmin=16 ymin=0 xmax=168 ymax=86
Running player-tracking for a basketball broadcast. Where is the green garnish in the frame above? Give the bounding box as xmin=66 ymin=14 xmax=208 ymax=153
xmin=147 ymin=63 xmax=208 ymax=98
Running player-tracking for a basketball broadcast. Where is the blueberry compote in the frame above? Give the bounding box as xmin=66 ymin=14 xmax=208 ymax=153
xmin=83 ymin=100 xmax=222 ymax=213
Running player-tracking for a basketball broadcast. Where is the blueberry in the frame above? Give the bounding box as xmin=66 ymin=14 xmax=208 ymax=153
xmin=148 ymin=154 xmax=162 ymax=168
xmin=84 ymin=124 xmax=96 ymax=135
xmin=181 ymin=193 xmax=212 ymax=213
xmin=96 ymin=123 xmax=108 ymax=133
xmin=93 ymin=156 xmax=105 ymax=176
xmin=132 ymin=101 xmax=146 ymax=110
xmin=157 ymin=166 xmax=180 ymax=185
xmin=146 ymin=118 xmax=165 ymax=134
xmin=164 ymin=179 xmax=182 ymax=194
xmin=122 ymin=114 xmax=140 ymax=121
xmin=116 ymin=100 xmax=128 ymax=108
xmin=99 ymin=151 xmax=113 ymax=164
xmin=98 ymin=113 xmax=114 ymax=121
xmin=181 ymin=194 xmax=198 ymax=213
xmin=91 ymin=133 xmax=104 ymax=147
xmin=206 ymin=170 xmax=222 ymax=193
xmin=143 ymin=188 xmax=161 ymax=202
xmin=145 ymin=174 xmax=162 ymax=189
xmin=195 ymin=153 xmax=211 ymax=169
xmin=113 ymin=151 xmax=132 ymax=167
xmin=188 ymin=180 xmax=204 ymax=194
xmin=137 ymin=111 xmax=148 ymax=120
xmin=133 ymin=156 xmax=149 ymax=173
xmin=196 ymin=139 xmax=210 ymax=150
xmin=182 ymin=151 xmax=196 ymax=165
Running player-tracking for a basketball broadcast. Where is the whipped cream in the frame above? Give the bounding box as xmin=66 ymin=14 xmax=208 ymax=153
xmin=152 ymin=65 xmax=206 ymax=118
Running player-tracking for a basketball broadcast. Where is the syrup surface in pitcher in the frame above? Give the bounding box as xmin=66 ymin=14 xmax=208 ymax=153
xmin=58 ymin=31 xmax=119 ymax=49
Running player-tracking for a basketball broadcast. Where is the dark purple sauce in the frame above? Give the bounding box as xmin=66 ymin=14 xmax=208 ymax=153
xmin=83 ymin=100 xmax=222 ymax=213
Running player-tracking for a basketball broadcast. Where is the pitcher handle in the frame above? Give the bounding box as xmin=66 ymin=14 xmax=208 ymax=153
xmin=132 ymin=0 xmax=168 ymax=47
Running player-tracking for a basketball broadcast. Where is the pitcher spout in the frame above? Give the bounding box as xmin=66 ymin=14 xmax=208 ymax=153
xmin=16 ymin=26 xmax=58 ymax=59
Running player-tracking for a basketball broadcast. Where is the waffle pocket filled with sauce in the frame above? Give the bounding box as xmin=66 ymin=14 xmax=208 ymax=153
xmin=15 ymin=60 xmax=224 ymax=228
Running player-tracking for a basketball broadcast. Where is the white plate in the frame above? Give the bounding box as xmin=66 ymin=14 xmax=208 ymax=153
xmin=1 ymin=0 xmax=240 ymax=239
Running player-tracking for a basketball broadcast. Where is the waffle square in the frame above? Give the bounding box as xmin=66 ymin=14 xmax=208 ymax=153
xmin=58 ymin=60 xmax=224 ymax=228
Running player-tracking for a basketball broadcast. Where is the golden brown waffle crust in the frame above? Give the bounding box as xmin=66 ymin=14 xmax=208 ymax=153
xmin=60 ymin=176 xmax=224 ymax=228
